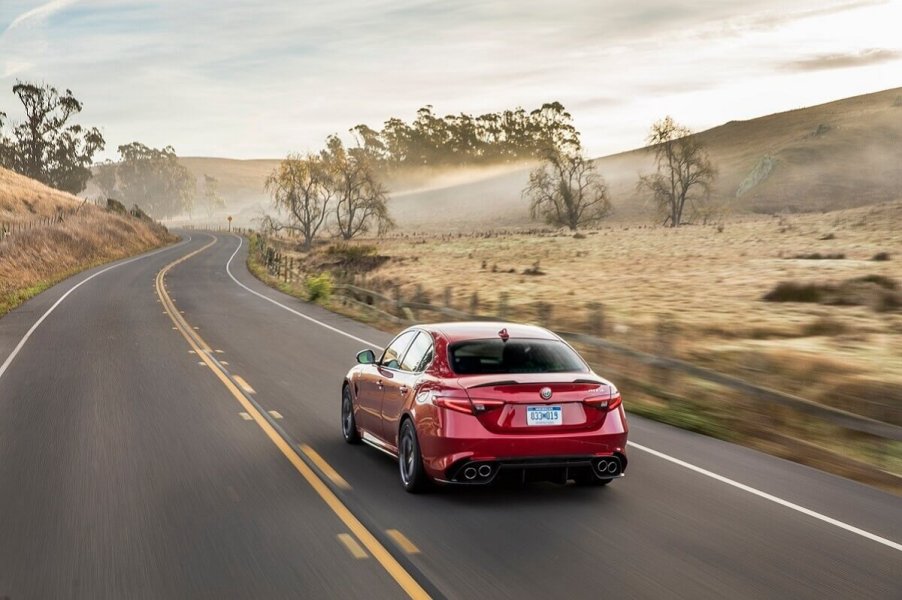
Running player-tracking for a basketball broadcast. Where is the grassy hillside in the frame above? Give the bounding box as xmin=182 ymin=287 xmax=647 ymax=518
xmin=0 ymin=167 xmax=176 ymax=315
xmin=176 ymin=87 xmax=902 ymax=231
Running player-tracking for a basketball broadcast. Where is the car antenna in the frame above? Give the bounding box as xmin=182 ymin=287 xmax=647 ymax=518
xmin=498 ymin=328 xmax=509 ymax=342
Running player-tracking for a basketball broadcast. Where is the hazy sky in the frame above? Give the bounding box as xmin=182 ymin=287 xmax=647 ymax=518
xmin=1 ymin=0 xmax=899 ymax=160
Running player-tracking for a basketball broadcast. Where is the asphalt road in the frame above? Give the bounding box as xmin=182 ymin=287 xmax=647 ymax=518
xmin=0 ymin=231 xmax=899 ymax=599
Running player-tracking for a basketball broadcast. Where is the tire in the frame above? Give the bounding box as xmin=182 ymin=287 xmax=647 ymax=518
xmin=398 ymin=419 xmax=428 ymax=493
xmin=341 ymin=386 xmax=360 ymax=444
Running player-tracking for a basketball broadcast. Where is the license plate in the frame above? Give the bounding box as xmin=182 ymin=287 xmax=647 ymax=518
xmin=526 ymin=405 xmax=562 ymax=426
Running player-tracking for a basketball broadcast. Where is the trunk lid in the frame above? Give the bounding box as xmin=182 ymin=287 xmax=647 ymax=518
xmin=461 ymin=374 xmax=614 ymax=434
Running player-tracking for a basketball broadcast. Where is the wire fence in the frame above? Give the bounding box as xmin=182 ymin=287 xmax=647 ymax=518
xmin=0 ymin=211 xmax=67 ymax=243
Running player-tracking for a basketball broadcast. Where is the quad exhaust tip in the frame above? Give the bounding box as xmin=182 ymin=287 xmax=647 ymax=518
xmin=595 ymin=457 xmax=621 ymax=477
xmin=459 ymin=462 xmax=496 ymax=482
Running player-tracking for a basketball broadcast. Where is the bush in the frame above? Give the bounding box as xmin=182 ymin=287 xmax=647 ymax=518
xmin=106 ymin=198 xmax=126 ymax=215
xmin=763 ymin=281 xmax=826 ymax=303
xmin=871 ymin=252 xmax=891 ymax=261
xmin=304 ymin=272 xmax=333 ymax=303
xmin=791 ymin=252 xmax=845 ymax=260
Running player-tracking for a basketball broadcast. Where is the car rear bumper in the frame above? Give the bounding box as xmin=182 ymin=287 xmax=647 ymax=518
xmin=418 ymin=407 xmax=629 ymax=484
xmin=436 ymin=452 xmax=628 ymax=485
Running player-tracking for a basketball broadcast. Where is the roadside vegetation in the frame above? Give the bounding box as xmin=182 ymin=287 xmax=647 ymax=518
xmin=0 ymin=166 xmax=175 ymax=316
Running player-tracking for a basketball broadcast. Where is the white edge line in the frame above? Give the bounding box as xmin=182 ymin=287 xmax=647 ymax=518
xmin=225 ymin=235 xmax=378 ymax=348
xmin=0 ymin=237 xmax=192 ymax=382
xmin=222 ymin=233 xmax=901 ymax=554
xmin=628 ymin=441 xmax=902 ymax=553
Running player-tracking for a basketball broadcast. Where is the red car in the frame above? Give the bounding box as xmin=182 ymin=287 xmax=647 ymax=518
xmin=341 ymin=322 xmax=628 ymax=492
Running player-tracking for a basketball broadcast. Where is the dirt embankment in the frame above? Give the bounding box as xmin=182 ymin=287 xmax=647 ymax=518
xmin=0 ymin=167 xmax=177 ymax=315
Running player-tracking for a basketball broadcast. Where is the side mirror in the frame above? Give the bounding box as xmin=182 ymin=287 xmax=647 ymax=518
xmin=356 ymin=349 xmax=376 ymax=364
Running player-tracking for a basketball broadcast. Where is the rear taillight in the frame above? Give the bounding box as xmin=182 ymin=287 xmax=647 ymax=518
xmin=433 ymin=396 xmax=474 ymax=414
xmin=584 ymin=391 xmax=622 ymax=411
xmin=421 ymin=388 xmax=476 ymax=415
xmin=471 ymin=399 xmax=505 ymax=413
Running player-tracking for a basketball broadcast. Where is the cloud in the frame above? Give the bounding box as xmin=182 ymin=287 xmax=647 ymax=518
xmin=783 ymin=48 xmax=901 ymax=72
xmin=3 ymin=0 xmax=80 ymax=33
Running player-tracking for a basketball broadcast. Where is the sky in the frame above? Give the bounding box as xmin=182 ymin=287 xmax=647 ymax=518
xmin=0 ymin=0 xmax=900 ymax=160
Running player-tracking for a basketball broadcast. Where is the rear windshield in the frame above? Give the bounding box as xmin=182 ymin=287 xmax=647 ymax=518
xmin=449 ymin=339 xmax=588 ymax=375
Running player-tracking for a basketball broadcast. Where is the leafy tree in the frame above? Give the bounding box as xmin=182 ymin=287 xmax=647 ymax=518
xmin=265 ymin=153 xmax=332 ymax=250
xmin=92 ymin=159 xmax=118 ymax=199
xmin=201 ymin=174 xmax=225 ymax=218
xmin=349 ymin=101 xmax=582 ymax=169
xmin=0 ymin=82 xmax=104 ymax=194
xmin=321 ymin=135 xmax=394 ymax=240
xmin=637 ymin=116 xmax=716 ymax=227
xmin=524 ymin=148 xmax=612 ymax=231
xmin=117 ymin=142 xmax=195 ymax=219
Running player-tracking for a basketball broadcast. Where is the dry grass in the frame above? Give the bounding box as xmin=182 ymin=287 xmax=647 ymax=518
xmin=0 ymin=167 xmax=176 ymax=315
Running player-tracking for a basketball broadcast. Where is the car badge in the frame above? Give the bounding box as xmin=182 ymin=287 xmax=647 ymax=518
xmin=540 ymin=387 xmax=552 ymax=400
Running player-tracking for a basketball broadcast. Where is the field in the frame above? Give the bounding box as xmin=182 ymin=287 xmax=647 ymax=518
xmin=255 ymin=200 xmax=902 ymax=490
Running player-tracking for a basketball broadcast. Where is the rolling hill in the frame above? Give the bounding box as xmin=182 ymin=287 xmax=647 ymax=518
xmin=177 ymin=86 xmax=902 ymax=230
xmin=1 ymin=166 xmax=174 ymax=315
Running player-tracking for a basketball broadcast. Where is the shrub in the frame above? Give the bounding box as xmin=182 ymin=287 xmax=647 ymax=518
xmin=106 ymin=198 xmax=126 ymax=215
xmin=851 ymin=274 xmax=897 ymax=290
xmin=305 ymin=272 xmax=333 ymax=303
xmin=763 ymin=281 xmax=826 ymax=303
xmin=791 ymin=252 xmax=845 ymax=260
xmin=871 ymin=252 xmax=891 ymax=261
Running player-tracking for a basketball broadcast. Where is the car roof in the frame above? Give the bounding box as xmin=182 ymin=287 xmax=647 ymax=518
xmin=416 ymin=322 xmax=559 ymax=344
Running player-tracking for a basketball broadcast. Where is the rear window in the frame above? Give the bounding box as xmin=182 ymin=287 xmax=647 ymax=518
xmin=449 ymin=339 xmax=588 ymax=375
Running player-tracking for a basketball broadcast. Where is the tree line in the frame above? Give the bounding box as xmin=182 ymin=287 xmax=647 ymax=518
xmin=349 ymin=102 xmax=580 ymax=168
xmin=0 ymin=81 xmax=215 ymax=220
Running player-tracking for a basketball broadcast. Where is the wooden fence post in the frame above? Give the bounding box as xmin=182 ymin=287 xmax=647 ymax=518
xmin=655 ymin=314 xmax=675 ymax=389
xmin=443 ymin=287 xmax=452 ymax=308
xmin=498 ymin=292 xmax=509 ymax=320
xmin=535 ymin=301 xmax=552 ymax=326
xmin=469 ymin=291 xmax=480 ymax=316
xmin=586 ymin=302 xmax=605 ymax=337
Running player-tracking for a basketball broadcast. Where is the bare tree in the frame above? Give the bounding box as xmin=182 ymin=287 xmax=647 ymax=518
xmin=638 ymin=116 xmax=716 ymax=227
xmin=265 ymin=153 xmax=332 ymax=250
xmin=524 ymin=150 xmax=612 ymax=231
xmin=322 ymin=135 xmax=394 ymax=240
xmin=202 ymin=174 xmax=225 ymax=218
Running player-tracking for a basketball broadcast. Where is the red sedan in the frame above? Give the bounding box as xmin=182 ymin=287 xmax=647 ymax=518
xmin=341 ymin=322 xmax=628 ymax=492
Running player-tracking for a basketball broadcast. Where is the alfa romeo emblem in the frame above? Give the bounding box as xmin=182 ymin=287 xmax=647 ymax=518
xmin=540 ymin=387 xmax=553 ymax=400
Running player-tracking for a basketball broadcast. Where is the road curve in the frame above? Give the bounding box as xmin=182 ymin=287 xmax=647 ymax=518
xmin=0 ymin=231 xmax=899 ymax=599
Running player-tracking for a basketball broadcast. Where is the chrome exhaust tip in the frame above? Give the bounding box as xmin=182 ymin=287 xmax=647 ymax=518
xmin=595 ymin=459 xmax=609 ymax=474
xmin=477 ymin=464 xmax=492 ymax=478
xmin=606 ymin=461 xmax=619 ymax=474
xmin=464 ymin=467 xmax=478 ymax=480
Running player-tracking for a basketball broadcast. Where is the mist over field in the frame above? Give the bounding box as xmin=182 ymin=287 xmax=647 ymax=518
xmin=172 ymin=87 xmax=902 ymax=231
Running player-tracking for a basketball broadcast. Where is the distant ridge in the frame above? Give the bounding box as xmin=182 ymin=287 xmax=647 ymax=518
xmin=178 ymin=87 xmax=902 ymax=230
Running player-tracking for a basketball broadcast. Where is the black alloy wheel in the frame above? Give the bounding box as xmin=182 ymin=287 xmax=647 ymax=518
xmin=399 ymin=419 xmax=427 ymax=493
xmin=341 ymin=386 xmax=360 ymax=444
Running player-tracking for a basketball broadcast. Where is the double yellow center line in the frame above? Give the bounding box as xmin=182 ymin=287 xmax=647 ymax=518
xmin=155 ymin=235 xmax=431 ymax=600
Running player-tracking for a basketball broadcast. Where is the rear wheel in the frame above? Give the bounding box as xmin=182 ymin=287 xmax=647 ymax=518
xmin=399 ymin=419 xmax=427 ymax=493
xmin=341 ymin=386 xmax=360 ymax=444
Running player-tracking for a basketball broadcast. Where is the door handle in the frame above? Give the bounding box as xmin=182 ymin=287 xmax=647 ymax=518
xmin=399 ymin=385 xmax=409 ymax=394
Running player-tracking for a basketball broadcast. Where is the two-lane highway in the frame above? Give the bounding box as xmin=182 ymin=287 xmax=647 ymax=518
xmin=1 ymin=231 xmax=900 ymax=599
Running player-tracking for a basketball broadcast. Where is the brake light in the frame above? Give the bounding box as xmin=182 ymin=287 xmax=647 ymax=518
xmin=584 ymin=391 xmax=622 ymax=411
xmin=420 ymin=388 xmax=476 ymax=415
xmin=433 ymin=396 xmax=475 ymax=415
xmin=471 ymin=399 xmax=505 ymax=413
